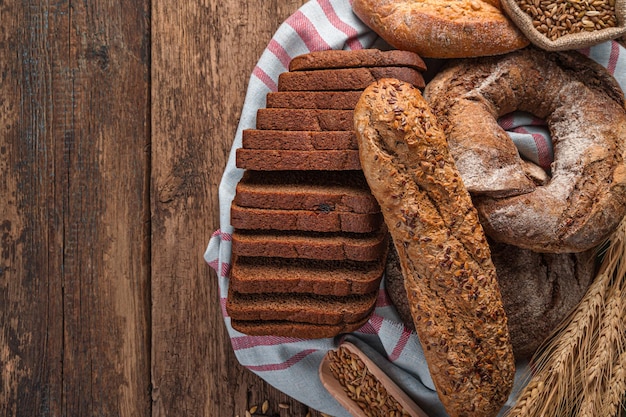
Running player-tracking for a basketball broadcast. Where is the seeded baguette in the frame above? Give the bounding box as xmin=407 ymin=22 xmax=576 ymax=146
xmin=354 ymin=79 xmax=515 ymax=417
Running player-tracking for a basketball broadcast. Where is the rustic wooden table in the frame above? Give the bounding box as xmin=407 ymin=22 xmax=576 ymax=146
xmin=0 ymin=0 xmax=327 ymax=416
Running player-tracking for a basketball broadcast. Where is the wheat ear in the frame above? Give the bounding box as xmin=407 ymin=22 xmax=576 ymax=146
xmin=505 ymin=218 xmax=626 ymax=417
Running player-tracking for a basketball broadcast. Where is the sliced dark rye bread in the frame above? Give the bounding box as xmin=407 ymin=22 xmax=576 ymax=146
xmin=226 ymin=288 xmax=377 ymax=325
xmin=235 ymin=149 xmax=361 ymax=171
xmin=265 ymin=91 xmax=363 ymax=110
xmin=230 ymin=316 xmax=370 ymax=339
xmin=242 ymin=130 xmax=358 ymax=150
xmin=229 ymin=255 xmax=385 ymax=296
xmin=231 ymin=228 xmax=388 ymax=262
xmin=233 ymin=170 xmax=379 ymax=213
xmin=230 ymin=204 xmax=382 ymax=233
xmin=255 ymin=108 xmax=354 ymax=131
xmin=288 ymin=49 xmax=427 ymax=72
xmin=277 ymin=67 xmax=425 ymax=91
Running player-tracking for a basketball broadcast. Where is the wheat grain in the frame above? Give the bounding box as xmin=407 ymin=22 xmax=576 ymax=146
xmin=506 ymin=219 xmax=626 ymax=417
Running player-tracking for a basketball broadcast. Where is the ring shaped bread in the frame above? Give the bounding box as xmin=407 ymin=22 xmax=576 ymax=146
xmin=425 ymin=47 xmax=626 ymax=253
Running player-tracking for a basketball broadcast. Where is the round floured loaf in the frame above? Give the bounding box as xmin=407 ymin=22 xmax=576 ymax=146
xmin=385 ymin=239 xmax=597 ymax=360
xmin=352 ymin=0 xmax=530 ymax=58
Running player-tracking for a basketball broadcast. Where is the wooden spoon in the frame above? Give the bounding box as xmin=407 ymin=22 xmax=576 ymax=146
xmin=318 ymin=341 xmax=430 ymax=417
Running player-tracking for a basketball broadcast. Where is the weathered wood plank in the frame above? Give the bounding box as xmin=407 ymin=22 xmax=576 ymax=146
xmin=149 ymin=0 xmax=321 ymax=415
xmin=0 ymin=1 xmax=151 ymax=416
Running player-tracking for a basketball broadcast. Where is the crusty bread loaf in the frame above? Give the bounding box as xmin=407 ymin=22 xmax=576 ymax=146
xmin=233 ymin=170 xmax=379 ymax=213
xmin=266 ymin=91 xmax=363 ymax=110
xmin=278 ymin=66 xmax=425 ymax=91
xmin=385 ymin=238 xmax=597 ymax=360
xmin=232 ymin=229 xmax=388 ymax=262
xmin=235 ymin=149 xmax=362 ymax=171
xmin=229 ymin=255 xmax=385 ymax=296
xmin=242 ymin=130 xmax=358 ymax=150
xmin=354 ymin=79 xmax=515 ymax=417
xmin=255 ymin=109 xmax=354 ymax=131
xmin=226 ymin=288 xmax=377 ymax=325
xmin=352 ymin=0 xmax=529 ymax=58
xmin=288 ymin=48 xmax=427 ymax=71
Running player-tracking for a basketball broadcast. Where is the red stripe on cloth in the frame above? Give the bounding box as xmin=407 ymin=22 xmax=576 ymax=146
xmin=253 ymin=65 xmax=278 ymax=92
xmin=607 ymin=40 xmax=620 ymax=75
xmin=246 ymin=349 xmax=318 ymax=372
xmin=318 ymin=0 xmax=364 ymax=50
xmin=221 ymin=262 xmax=231 ymax=278
xmin=286 ymin=10 xmax=332 ymax=52
xmin=207 ymin=258 xmax=219 ymax=271
xmin=376 ymin=288 xmax=391 ymax=307
xmin=388 ymin=327 xmax=412 ymax=361
xmin=578 ymin=47 xmax=591 ymax=57
xmin=267 ymin=39 xmax=292 ymax=70
xmin=513 ymin=126 xmax=553 ymax=170
xmin=231 ymin=334 xmax=306 ymax=350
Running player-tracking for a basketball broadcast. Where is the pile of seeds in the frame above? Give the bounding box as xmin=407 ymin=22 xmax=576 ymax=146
xmin=515 ymin=0 xmax=618 ymax=40
xmin=326 ymin=346 xmax=411 ymax=417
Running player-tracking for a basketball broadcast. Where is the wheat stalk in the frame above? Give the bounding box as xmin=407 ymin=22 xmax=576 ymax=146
xmin=505 ymin=219 xmax=626 ymax=417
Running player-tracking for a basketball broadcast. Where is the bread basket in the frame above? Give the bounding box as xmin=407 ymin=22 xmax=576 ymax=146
xmin=501 ymin=0 xmax=626 ymax=50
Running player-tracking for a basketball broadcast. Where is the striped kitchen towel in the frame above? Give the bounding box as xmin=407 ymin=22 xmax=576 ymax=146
xmin=204 ymin=0 xmax=626 ymax=415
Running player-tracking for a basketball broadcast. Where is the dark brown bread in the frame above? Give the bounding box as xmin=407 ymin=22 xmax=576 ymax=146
xmin=230 ymin=204 xmax=382 ymax=233
xmin=288 ymin=49 xmax=427 ymax=72
xmin=256 ymin=109 xmax=354 ymax=131
xmin=231 ymin=229 xmax=388 ymax=262
xmin=266 ymin=91 xmax=363 ymax=109
xmin=278 ymin=67 xmax=425 ymax=91
xmin=385 ymin=238 xmax=596 ymax=360
xmin=226 ymin=288 xmax=378 ymax=325
xmin=242 ymin=130 xmax=358 ymax=150
xmin=354 ymin=79 xmax=514 ymax=417
xmin=235 ymin=149 xmax=362 ymax=171
xmin=233 ymin=170 xmax=379 ymax=213
xmin=229 ymin=255 xmax=385 ymax=296
xmin=230 ymin=317 xmax=370 ymax=339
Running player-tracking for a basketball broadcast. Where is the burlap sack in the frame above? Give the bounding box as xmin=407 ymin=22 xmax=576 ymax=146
xmin=501 ymin=0 xmax=626 ymax=51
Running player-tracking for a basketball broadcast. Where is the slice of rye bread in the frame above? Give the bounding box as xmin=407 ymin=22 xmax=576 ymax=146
xmin=229 ymin=255 xmax=385 ymax=296
xmin=226 ymin=288 xmax=378 ymax=325
xmin=265 ymin=91 xmax=363 ymax=109
xmin=233 ymin=170 xmax=379 ymax=213
xmin=230 ymin=204 xmax=383 ymax=233
xmin=288 ymin=49 xmax=427 ymax=72
xmin=231 ymin=228 xmax=388 ymax=262
xmin=242 ymin=130 xmax=358 ymax=150
xmin=230 ymin=316 xmax=370 ymax=338
xmin=235 ymin=149 xmax=362 ymax=171
xmin=255 ymin=109 xmax=354 ymax=131
xmin=277 ymin=67 xmax=425 ymax=91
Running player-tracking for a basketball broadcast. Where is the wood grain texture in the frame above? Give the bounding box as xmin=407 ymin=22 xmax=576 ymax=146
xmin=1 ymin=0 xmax=328 ymax=415
xmin=150 ymin=0 xmax=322 ymax=416
xmin=0 ymin=0 xmax=151 ymax=416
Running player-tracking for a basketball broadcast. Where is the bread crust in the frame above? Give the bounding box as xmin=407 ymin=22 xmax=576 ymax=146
xmin=354 ymin=79 xmax=514 ymax=417
xmin=352 ymin=0 xmax=529 ymax=58
xmin=288 ymin=48 xmax=427 ymax=71
xmin=425 ymin=47 xmax=626 ymax=253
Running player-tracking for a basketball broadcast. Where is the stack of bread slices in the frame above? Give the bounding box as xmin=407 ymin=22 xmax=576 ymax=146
xmin=227 ymin=49 xmax=427 ymax=338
